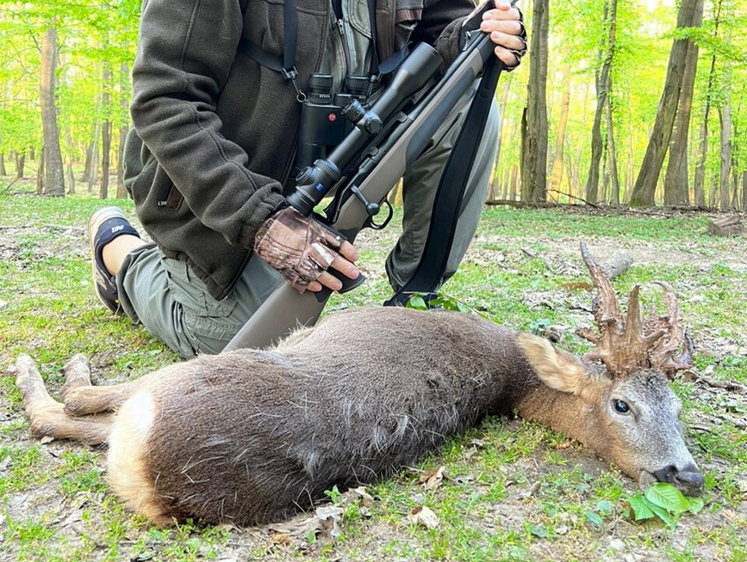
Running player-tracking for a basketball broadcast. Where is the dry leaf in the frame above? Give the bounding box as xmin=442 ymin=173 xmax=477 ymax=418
xmin=453 ymin=473 xmax=475 ymax=484
xmin=40 ymin=436 xmax=55 ymax=444
xmin=348 ymin=486 xmax=374 ymax=508
xmin=419 ymin=466 xmax=446 ymax=490
xmin=315 ymin=506 xmax=344 ymax=541
xmin=408 ymin=505 xmax=439 ymax=529
xmin=470 ymin=438 xmax=488 ymax=449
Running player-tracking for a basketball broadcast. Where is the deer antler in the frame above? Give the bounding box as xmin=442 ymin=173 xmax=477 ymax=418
xmin=575 ymin=241 xmax=692 ymax=378
xmin=645 ymin=282 xmax=694 ymax=378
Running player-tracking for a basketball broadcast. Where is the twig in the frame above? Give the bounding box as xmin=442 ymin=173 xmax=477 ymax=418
xmin=546 ymin=189 xmax=600 ymax=208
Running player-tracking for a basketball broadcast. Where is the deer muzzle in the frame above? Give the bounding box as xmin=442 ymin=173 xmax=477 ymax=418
xmin=640 ymin=463 xmax=704 ymax=496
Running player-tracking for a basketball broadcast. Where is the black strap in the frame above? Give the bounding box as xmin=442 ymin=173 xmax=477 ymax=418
xmin=238 ymin=0 xmax=300 ymax=83
xmin=385 ymin=55 xmax=503 ymax=306
xmin=239 ymin=0 xmax=409 ymax=86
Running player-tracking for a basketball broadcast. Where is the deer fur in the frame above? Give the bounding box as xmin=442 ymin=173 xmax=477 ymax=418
xmin=15 ymin=306 xmax=702 ymax=527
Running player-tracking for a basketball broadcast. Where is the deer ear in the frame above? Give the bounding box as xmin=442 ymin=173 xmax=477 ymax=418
xmin=516 ymin=333 xmax=603 ymax=402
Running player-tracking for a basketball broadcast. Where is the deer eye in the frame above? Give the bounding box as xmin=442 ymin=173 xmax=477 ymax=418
xmin=612 ymin=399 xmax=630 ymax=414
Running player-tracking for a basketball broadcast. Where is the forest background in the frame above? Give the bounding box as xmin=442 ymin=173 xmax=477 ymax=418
xmin=0 ymin=0 xmax=745 ymax=209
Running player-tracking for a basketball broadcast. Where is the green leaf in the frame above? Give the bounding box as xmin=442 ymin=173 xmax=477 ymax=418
xmin=529 ymin=523 xmax=549 ymax=538
xmin=644 ymin=483 xmax=690 ymax=514
xmin=685 ymin=496 xmax=704 ymax=515
xmin=646 ymin=502 xmax=676 ymax=528
xmin=407 ymin=294 xmax=428 ymax=310
xmin=585 ymin=510 xmax=603 ymax=526
xmin=596 ymin=500 xmax=613 ymax=515
xmin=628 ymin=494 xmax=655 ymax=521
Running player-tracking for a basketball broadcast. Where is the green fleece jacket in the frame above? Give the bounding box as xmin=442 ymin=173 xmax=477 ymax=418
xmin=128 ymin=0 xmax=476 ymax=300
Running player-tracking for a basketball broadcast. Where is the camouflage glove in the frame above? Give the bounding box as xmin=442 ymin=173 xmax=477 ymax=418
xmin=253 ymin=206 xmax=345 ymax=293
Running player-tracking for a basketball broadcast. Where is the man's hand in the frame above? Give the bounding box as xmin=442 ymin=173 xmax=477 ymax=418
xmin=308 ymin=240 xmax=358 ymax=293
xmin=479 ymin=0 xmax=527 ymax=70
xmin=253 ymin=206 xmax=359 ymax=294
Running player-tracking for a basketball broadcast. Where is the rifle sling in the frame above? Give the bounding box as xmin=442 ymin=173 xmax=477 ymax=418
xmin=385 ymin=54 xmax=503 ymax=306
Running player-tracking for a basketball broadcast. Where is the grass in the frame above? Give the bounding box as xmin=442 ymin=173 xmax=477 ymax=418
xmin=1 ymin=189 xmax=746 ymax=561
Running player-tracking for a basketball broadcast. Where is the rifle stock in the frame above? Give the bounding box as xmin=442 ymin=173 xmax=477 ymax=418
xmin=224 ymin=33 xmax=496 ymax=351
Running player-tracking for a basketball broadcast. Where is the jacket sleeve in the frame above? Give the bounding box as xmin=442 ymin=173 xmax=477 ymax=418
xmin=416 ymin=0 xmax=476 ymax=64
xmin=130 ymin=0 xmax=286 ymax=249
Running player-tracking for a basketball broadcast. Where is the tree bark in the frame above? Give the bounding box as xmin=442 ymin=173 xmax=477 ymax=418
xmin=101 ymin=59 xmax=112 ymax=200
xmin=585 ymin=0 xmax=616 ymax=204
xmin=117 ymin=61 xmax=130 ymax=198
xmin=605 ymin=71 xmax=620 ymax=206
xmin=629 ymin=0 xmax=700 ymax=206
xmin=15 ymin=152 xmax=25 ymax=179
xmin=521 ymin=0 xmax=549 ymax=202
xmin=663 ymin=0 xmax=703 ymax=207
xmin=0 ymin=154 xmax=6 ymax=176
xmin=87 ymin=119 xmax=100 ymax=191
xmin=65 ymin=128 xmax=76 ymax=194
xmin=509 ymin=164 xmax=518 ymax=201
xmin=550 ymin=69 xmax=571 ymax=195
xmin=718 ymin=103 xmax=731 ymax=210
xmin=40 ymin=24 xmax=65 ymax=196
xmin=489 ymin=76 xmax=513 ymax=200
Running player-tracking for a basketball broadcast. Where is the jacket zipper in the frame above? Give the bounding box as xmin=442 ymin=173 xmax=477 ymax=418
xmin=332 ymin=0 xmax=352 ymax=76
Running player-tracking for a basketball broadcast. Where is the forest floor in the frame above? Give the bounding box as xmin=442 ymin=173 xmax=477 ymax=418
xmin=0 ymin=188 xmax=745 ymax=561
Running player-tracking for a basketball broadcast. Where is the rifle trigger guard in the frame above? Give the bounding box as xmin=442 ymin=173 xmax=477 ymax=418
xmin=368 ymin=198 xmax=393 ymax=230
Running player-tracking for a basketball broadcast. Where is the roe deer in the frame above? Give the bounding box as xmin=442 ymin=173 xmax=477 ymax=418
xmin=15 ymin=242 xmax=703 ymax=526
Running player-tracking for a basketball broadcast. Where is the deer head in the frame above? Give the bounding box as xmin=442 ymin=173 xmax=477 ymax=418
xmin=517 ymin=241 xmax=703 ymax=495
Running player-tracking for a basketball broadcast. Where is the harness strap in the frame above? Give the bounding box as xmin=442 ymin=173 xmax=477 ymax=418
xmin=385 ymin=53 xmax=504 ymax=306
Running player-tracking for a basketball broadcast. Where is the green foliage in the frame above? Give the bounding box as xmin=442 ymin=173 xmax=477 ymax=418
xmin=627 ymin=483 xmax=705 ymax=529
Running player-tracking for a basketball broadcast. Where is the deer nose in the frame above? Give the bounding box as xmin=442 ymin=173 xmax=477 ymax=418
xmin=653 ymin=464 xmax=704 ymax=496
xmin=674 ymin=467 xmax=704 ymax=496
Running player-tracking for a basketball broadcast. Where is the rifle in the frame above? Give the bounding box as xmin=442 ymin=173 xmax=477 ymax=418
xmin=224 ymin=31 xmax=501 ymax=352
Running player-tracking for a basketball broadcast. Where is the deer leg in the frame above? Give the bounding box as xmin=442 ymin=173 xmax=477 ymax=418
xmin=60 ymin=354 xmax=94 ymax=398
xmin=15 ymin=354 xmax=113 ymax=445
xmin=60 ymin=357 xmax=144 ymax=417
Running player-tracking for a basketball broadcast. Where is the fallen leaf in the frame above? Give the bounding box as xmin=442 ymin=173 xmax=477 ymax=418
xmin=470 ymin=438 xmax=489 ymax=449
xmin=408 ymin=505 xmax=440 ymax=529
xmin=453 ymin=473 xmax=475 ymax=484
xmin=521 ymin=481 xmax=541 ymax=499
xmin=419 ymin=466 xmax=446 ymax=490
xmin=315 ymin=506 xmax=344 ymax=541
xmin=40 ymin=436 xmax=55 ymax=444
xmin=348 ymin=486 xmax=374 ymax=508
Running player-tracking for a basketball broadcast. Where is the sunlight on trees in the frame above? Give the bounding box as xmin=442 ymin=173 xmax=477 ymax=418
xmin=0 ymin=0 xmax=744 ymax=208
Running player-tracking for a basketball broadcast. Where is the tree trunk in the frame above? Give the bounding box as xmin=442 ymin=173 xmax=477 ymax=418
xmin=101 ymin=59 xmax=112 ymax=200
xmin=15 ymin=152 xmax=25 ymax=179
xmin=0 ymin=154 xmax=6 ymax=176
xmin=36 ymin=150 xmax=44 ymax=195
xmin=663 ymin=0 xmax=703 ymax=206
xmin=65 ymin=129 xmax=76 ymax=194
xmin=520 ymin=0 xmax=549 ymax=202
xmin=489 ymin=76 xmax=513 ymax=200
xmin=585 ymin=0 xmax=616 ymax=204
xmin=742 ymin=171 xmax=746 ymax=211
xmin=87 ymin=120 xmax=100 ymax=191
xmin=40 ymin=24 xmax=65 ymax=196
xmin=629 ymin=0 xmax=700 ymax=206
xmin=605 ymin=72 xmax=620 ymax=206
xmin=550 ymin=70 xmax=571 ymax=195
xmin=509 ymin=164 xmax=518 ymax=201
xmin=117 ymin=65 xmax=130 ymax=198
xmin=718 ymin=103 xmax=731 ymax=210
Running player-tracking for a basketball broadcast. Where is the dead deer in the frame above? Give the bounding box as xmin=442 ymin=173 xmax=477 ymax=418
xmin=14 ymin=242 xmax=702 ymax=527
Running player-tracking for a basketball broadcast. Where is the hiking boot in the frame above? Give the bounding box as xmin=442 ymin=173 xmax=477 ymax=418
xmin=87 ymin=207 xmax=140 ymax=314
